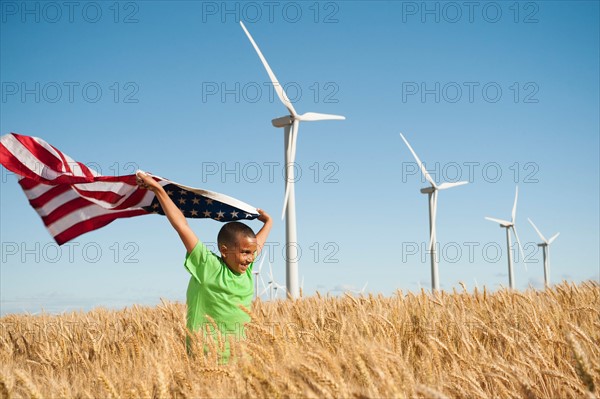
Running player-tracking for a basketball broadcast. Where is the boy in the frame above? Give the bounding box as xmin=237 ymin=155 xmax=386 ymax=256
xmin=135 ymin=171 xmax=273 ymax=361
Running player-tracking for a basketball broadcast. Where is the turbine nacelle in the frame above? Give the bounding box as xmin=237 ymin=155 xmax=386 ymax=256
xmin=484 ymin=217 xmax=513 ymax=228
xmin=272 ymin=115 xmax=293 ymax=127
xmin=528 ymin=218 xmax=560 ymax=246
xmin=420 ymin=181 xmax=469 ymax=194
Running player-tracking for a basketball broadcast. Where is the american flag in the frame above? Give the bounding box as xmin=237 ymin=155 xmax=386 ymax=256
xmin=0 ymin=133 xmax=259 ymax=245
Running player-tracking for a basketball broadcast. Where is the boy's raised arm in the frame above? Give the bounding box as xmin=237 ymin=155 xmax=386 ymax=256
xmin=136 ymin=171 xmax=199 ymax=254
xmin=255 ymin=208 xmax=273 ymax=257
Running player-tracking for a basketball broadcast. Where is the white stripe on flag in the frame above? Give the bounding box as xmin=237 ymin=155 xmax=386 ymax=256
xmin=32 ymin=190 xmax=80 ymax=217
xmin=1 ymin=134 xmax=61 ymax=179
xmin=45 ymin=203 xmax=145 ymax=237
xmin=32 ymin=136 xmax=69 ymax=173
xmin=22 ymin=182 xmax=55 ymax=200
xmin=71 ymin=181 xmax=137 ymax=209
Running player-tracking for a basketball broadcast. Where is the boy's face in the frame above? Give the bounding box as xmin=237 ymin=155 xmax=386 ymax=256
xmin=220 ymin=234 xmax=257 ymax=274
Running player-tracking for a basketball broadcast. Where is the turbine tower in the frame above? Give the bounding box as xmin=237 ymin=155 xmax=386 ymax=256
xmin=399 ymin=133 xmax=468 ymax=292
xmin=528 ymin=218 xmax=559 ymax=288
xmin=240 ymin=21 xmax=345 ymax=299
xmin=485 ymin=186 xmax=525 ymax=289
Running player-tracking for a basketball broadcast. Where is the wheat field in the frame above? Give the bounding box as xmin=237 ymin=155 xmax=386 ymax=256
xmin=0 ymin=280 xmax=598 ymax=398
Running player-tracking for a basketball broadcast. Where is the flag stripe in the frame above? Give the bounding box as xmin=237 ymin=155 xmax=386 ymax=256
xmin=20 ymin=180 xmax=58 ymax=200
xmin=71 ymin=186 xmax=125 ymax=205
xmin=2 ymin=135 xmax=99 ymax=184
xmin=42 ymin=197 xmax=94 ymax=226
xmin=26 ymin=184 xmax=71 ymax=209
xmin=112 ymin=187 xmax=151 ymax=210
xmin=54 ymin=209 xmax=149 ymax=245
xmin=15 ymin=134 xmax=68 ymax=175
xmin=46 ymin=203 xmax=129 ymax=237
xmin=33 ymin=189 xmax=80 ymax=218
xmin=16 ymin=134 xmax=99 ymax=179
xmin=17 ymin=176 xmax=40 ymax=190
xmin=0 ymin=137 xmax=47 ymax=179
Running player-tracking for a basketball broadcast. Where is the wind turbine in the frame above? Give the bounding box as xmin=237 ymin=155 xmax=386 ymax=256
xmin=252 ymin=252 xmax=267 ymax=300
xmin=240 ymin=21 xmax=345 ymax=299
xmin=485 ymin=186 xmax=525 ymax=290
xmin=528 ymin=218 xmax=559 ymax=289
xmin=399 ymin=133 xmax=468 ymax=292
xmin=328 ymin=282 xmax=368 ymax=296
xmin=350 ymin=282 xmax=368 ymax=296
xmin=260 ymin=262 xmax=286 ymax=300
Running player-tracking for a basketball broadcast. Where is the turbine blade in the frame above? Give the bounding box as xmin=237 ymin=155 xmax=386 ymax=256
xmin=259 ymin=282 xmax=271 ymax=297
xmin=275 ymin=283 xmax=286 ymax=298
xmin=511 ymin=186 xmax=519 ymax=223
xmin=527 ymin=218 xmax=547 ymax=243
xmin=239 ymin=21 xmax=298 ymax=117
xmin=298 ymin=112 xmax=345 ymax=122
xmin=437 ymin=181 xmax=469 ymax=190
xmin=259 ymin=275 xmax=268 ymax=294
xmin=257 ymin=250 xmax=267 ymax=272
xmin=361 ymin=282 xmax=368 ymax=293
xmin=548 ymin=232 xmax=560 ymax=244
xmin=485 ymin=217 xmax=512 ymax=226
xmin=281 ymin=120 xmax=299 ymax=220
xmin=399 ymin=133 xmax=437 ymax=188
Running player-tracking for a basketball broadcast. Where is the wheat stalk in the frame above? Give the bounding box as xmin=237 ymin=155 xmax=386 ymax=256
xmin=14 ymin=370 xmax=41 ymax=399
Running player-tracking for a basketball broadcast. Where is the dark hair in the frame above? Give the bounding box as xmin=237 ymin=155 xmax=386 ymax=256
xmin=217 ymin=222 xmax=256 ymax=248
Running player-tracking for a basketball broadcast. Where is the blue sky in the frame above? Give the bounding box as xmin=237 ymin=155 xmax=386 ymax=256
xmin=1 ymin=1 xmax=598 ymax=315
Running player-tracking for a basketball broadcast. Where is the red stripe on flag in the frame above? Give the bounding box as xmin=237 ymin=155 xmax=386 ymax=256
xmin=49 ymin=142 xmax=97 ymax=179
xmin=41 ymin=197 xmax=92 ymax=226
xmin=18 ymin=177 xmax=41 ymax=190
xmin=14 ymin=134 xmax=66 ymax=175
xmin=0 ymin=141 xmax=40 ymax=179
xmin=112 ymin=187 xmax=149 ymax=210
xmin=71 ymin=186 xmax=125 ymax=205
xmin=1 ymin=139 xmax=93 ymax=185
xmin=53 ymin=209 xmax=149 ymax=245
xmin=95 ymin=174 xmax=141 ymax=184
xmin=27 ymin=185 xmax=71 ymax=208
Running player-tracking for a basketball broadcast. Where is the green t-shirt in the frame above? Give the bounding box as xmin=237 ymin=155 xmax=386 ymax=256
xmin=184 ymin=240 xmax=253 ymax=360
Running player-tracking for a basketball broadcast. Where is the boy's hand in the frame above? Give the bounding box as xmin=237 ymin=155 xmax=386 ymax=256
xmin=136 ymin=170 xmax=198 ymax=253
xmin=136 ymin=171 xmax=161 ymax=193
xmin=257 ymin=208 xmax=271 ymax=224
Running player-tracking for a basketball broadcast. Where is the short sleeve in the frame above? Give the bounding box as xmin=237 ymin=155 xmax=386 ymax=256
xmin=184 ymin=241 xmax=219 ymax=283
